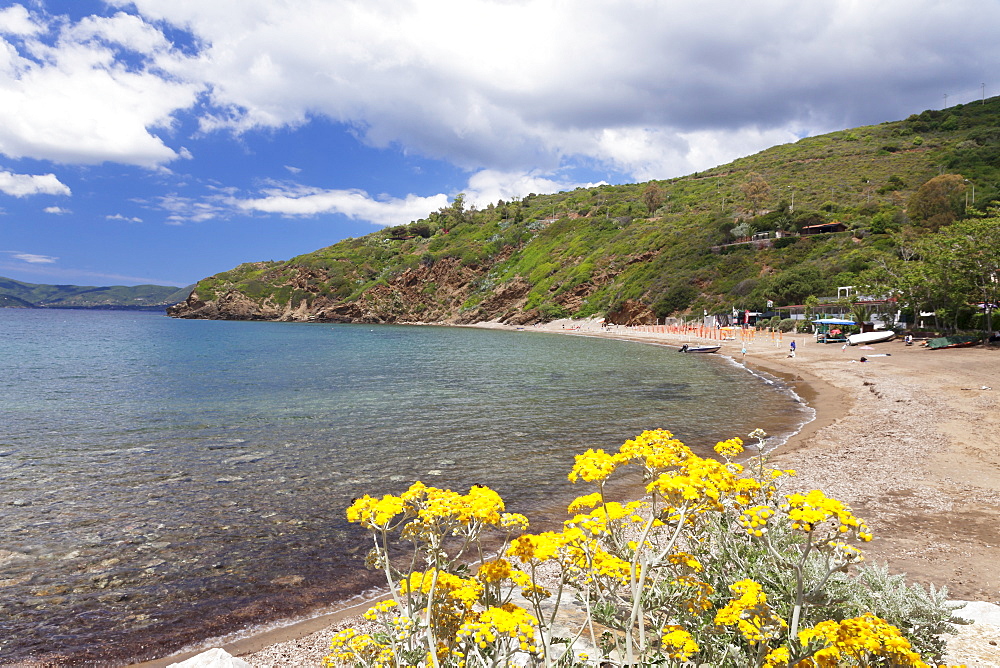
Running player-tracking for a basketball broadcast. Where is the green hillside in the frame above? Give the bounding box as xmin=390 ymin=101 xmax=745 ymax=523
xmin=0 ymin=277 xmax=193 ymax=310
xmin=169 ymin=98 xmax=1000 ymax=329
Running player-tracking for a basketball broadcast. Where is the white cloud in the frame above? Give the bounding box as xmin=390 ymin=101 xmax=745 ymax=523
xmin=0 ymin=6 xmax=202 ymax=167
xmin=5 ymin=0 xmax=998 ymax=195
xmin=0 ymin=5 xmax=43 ymax=37
xmin=235 ymin=183 xmax=449 ymax=226
xmin=11 ymin=252 xmax=57 ymax=263
xmin=463 ymin=170 xmax=605 ymax=209
xmin=44 ymin=205 xmax=69 ymax=214
xmin=157 ymin=193 xmax=229 ymax=224
xmin=114 ymin=0 xmax=1000 ymax=182
xmin=0 ymin=170 xmax=71 ymax=196
xmin=106 ymin=213 xmax=143 ymax=222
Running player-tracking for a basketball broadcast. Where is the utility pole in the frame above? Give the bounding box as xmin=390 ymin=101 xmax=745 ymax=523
xmin=983 ymin=83 xmax=986 ymax=104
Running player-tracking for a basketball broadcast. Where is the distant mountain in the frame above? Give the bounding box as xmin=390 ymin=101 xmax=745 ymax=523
xmin=0 ymin=277 xmax=193 ymax=310
xmin=169 ymin=98 xmax=1000 ymax=326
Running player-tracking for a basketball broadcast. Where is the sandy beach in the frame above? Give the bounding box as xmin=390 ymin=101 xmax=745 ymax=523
xmin=142 ymin=321 xmax=1000 ymax=667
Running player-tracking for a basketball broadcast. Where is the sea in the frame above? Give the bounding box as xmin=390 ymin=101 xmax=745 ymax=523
xmin=0 ymin=309 xmax=812 ymax=665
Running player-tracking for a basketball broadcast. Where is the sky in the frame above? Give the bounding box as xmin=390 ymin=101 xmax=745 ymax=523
xmin=0 ymin=1 xmax=997 ymax=287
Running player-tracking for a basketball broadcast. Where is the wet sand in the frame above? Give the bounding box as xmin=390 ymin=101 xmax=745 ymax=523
xmin=138 ymin=321 xmax=1000 ymax=666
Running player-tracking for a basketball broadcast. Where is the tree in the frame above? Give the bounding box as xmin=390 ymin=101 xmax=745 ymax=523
xmin=926 ymin=215 xmax=1000 ymax=333
xmin=907 ymin=174 xmax=966 ymax=231
xmin=740 ymin=171 xmax=772 ymax=216
xmin=447 ymin=193 xmax=468 ymax=227
xmin=730 ymin=222 xmax=752 ymax=241
xmin=642 ymin=183 xmax=663 ymax=215
xmin=804 ymin=295 xmax=820 ymax=330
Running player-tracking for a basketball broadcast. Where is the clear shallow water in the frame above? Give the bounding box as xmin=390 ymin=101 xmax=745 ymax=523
xmin=0 ymin=310 xmax=810 ymax=664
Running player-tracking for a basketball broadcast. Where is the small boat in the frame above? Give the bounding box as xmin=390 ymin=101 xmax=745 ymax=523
xmin=678 ymin=344 xmax=721 ymax=353
xmin=926 ymin=335 xmax=980 ymax=350
xmin=847 ymin=330 xmax=895 ymax=346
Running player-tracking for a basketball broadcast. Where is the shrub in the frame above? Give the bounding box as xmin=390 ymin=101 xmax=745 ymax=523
xmin=538 ymin=302 xmax=570 ymax=320
xmin=327 ymin=429 xmax=957 ymax=667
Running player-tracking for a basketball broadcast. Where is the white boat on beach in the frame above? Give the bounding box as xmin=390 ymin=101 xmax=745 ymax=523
xmin=678 ymin=344 xmax=722 ymax=353
xmin=847 ymin=330 xmax=895 ymax=346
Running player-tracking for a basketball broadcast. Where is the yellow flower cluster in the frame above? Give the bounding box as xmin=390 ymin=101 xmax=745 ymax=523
xmin=399 ymin=569 xmax=483 ymax=608
xmin=782 ymin=489 xmax=873 ymax=540
xmin=762 ymin=645 xmax=791 ymax=667
xmin=739 ymin=504 xmax=775 ymax=537
xmin=618 ymin=428 xmax=691 ymax=471
xmin=326 ymin=628 xmax=394 ymax=668
xmin=714 ymin=436 xmax=745 ymax=458
xmin=456 ymin=604 xmax=539 ymax=653
xmin=393 ymin=569 xmax=486 ymax=643
xmin=331 ymin=429 xmax=928 ymax=668
xmin=568 ymin=448 xmax=621 ymax=483
xmin=826 ymin=540 xmax=864 ymax=563
xmin=476 ymin=558 xmax=513 ymax=584
xmin=361 ymin=598 xmax=398 ymax=621
xmin=645 ymin=455 xmax=736 ymax=512
xmin=672 ymin=574 xmax=714 ymax=614
xmin=566 ymin=492 xmax=603 ymax=513
xmin=589 ymin=547 xmax=632 ymax=585
xmin=667 ymin=551 xmax=703 ymax=573
xmin=714 ymin=579 xmax=787 ymax=643
xmin=798 ymin=613 xmax=929 ymax=667
xmin=507 ymin=531 xmax=568 ymax=564
xmin=347 ymin=481 xmax=529 ymax=548
xmin=509 ymin=569 xmax=550 ymax=601
xmin=660 ymin=625 xmax=699 ymax=661
xmin=346 ymin=493 xmax=405 ymax=529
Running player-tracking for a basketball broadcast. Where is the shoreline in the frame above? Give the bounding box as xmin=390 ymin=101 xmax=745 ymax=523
xmin=139 ymin=319 xmax=1000 ymax=666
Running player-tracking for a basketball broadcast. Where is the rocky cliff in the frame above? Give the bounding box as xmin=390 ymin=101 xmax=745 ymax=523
xmin=167 ymin=255 xmax=657 ymax=325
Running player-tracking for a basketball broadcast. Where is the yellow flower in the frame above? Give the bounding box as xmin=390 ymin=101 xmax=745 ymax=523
xmin=476 ymin=558 xmax=513 ymax=583
xmin=660 ymin=625 xmax=699 ymax=661
xmin=673 ymin=575 xmax=714 ymax=614
xmin=620 ymin=429 xmax=692 ymax=471
xmin=346 ymin=493 xmax=404 ymax=528
xmin=739 ymin=504 xmax=775 ymax=537
xmin=456 ymin=605 xmax=539 ymax=654
xmin=500 ymin=512 xmax=529 ymax=531
xmin=591 ymin=548 xmax=632 ymax=584
xmin=567 ymin=492 xmax=604 ymax=513
xmin=507 ymin=532 xmax=563 ymax=563
xmin=568 ymin=448 xmax=622 ymax=482
xmin=762 ymin=645 xmax=790 ymax=667
xmin=715 ymin=579 xmax=786 ymax=643
xmin=782 ymin=489 xmax=872 ymax=541
xmin=798 ymin=614 xmax=929 ymax=667
xmin=668 ymin=551 xmax=703 ymax=572
xmin=714 ymin=436 xmax=745 ymax=458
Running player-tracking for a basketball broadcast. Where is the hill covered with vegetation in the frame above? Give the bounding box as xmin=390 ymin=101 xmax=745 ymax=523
xmin=169 ymin=98 xmax=1000 ymax=330
xmin=0 ymin=277 xmax=193 ymax=310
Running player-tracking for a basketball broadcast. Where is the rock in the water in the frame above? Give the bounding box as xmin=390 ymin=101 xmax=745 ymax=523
xmin=167 ymin=647 xmax=250 ymax=668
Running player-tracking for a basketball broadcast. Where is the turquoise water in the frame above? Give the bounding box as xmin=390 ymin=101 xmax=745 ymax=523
xmin=0 ymin=310 xmax=809 ymax=664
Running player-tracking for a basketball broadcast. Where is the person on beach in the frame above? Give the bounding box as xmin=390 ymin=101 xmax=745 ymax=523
xmin=789 ymin=340 xmax=796 ymax=357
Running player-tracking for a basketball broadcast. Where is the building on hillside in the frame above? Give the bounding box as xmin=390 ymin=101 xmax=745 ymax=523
xmin=800 ymin=222 xmax=847 ymax=235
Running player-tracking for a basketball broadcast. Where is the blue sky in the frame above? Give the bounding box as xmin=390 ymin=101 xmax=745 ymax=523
xmin=1 ymin=0 xmax=997 ymax=287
